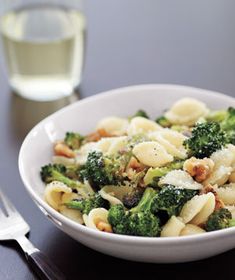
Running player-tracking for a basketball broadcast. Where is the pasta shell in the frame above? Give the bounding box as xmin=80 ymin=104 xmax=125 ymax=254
xmin=96 ymin=137 xmax=114 ymax=153
xmin=60 ymin=206 xmax=83 ymax=224
xmin=216 ymin=183 xmax=235 ymax=205
xmin=127 ymin=117 xmax=162 ymax=136
xmin=180 ymin=224 xmax=205 ymax=236
xmin=84 ymin=208 xmax=110 ymax=231
xmin=149 ymin=129 xmax=187 ymax=159
xmin=52 ymin=156 xmax=76 ymax=166
xmin=99 ymin=184 xmax=133 ymax=205
xmin=161 ymin=216 xmax=185 ymax=237
xmin=96 ymin=117 xmax=128 ymax=136
xmin=44 ymin=181 xmax=72 ymax=211
xmin=229 ymin=171 xmax=235 ymax=183
xmin=165 ymin=98 xmax=209 ymax=126
xmin=76 ymin=142 xmax=98 ymax=165
xmin=179 ymin=193 xmax=215 ymax=224
xmin=61 ymin=192 xmax=80 ymax=204
xmin=106 ymin=136 xmax=128 ymax=155
xmin=159 ymin=170 xmax=202 ymax=190
xmin=132 ymin=141 xmax=173 ymax=167
xmin=203 ymin=145 xmax=235 ymax=186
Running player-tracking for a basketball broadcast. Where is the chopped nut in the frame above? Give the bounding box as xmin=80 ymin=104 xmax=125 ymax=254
xmin=54 ymin=143 xmax=76 ymax=158
xmin=96 ymin=221 xmax=113 ymax=233
xmin=183 ymin=157 xmax=214 ymax=182
xmin=125 ymin=157 xmax=146 ymax=182
xmin=200 ymin=184 xmax=224 ymax=210
xmin=126 ymin=157 xmax=146 ymax=173
xmin=85 ymin=129 xmax=114 ymax=142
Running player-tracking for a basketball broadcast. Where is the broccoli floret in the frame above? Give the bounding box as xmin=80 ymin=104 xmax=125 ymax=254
xmin=64 ymin=165 xmax=80 ymax=180
xmin=108 ymin=204 xmax=131 ymax=235
xmin=65 ymin=194 xmax=108 ymax=215
xmin=183 ymin=122 xmax=227 ymax=158
xmin=130 ymin=187 xmax=157 ymax=213
xmin=206 ymin=110 xmax=228 ymax=123
xmin=40 ymin=164 xmax=85 ymax=191
xmin=108 ymin=188 xmax=160 ymax=236
xmin=205 ymin=208 xmax=235 ymax=232
xmin=144 ymin=160 xmax=184 ymax=186
xmin=220 ymin=107 xmax=235 ymax=144
xmin=79 ymin=151 xmax=123 ymax=189
xmin=130 ymin=110 xmax=149 ymax=119
xmin=64 ymin=132 xmax=84 ymax=150
xmin=40 ymin=164 xmax=66 ymax=183
xmin=129 ymin=211 xmax=160 ymax=237
xmin=151 ymin=185 xmax=198 ymax=217
xmin=155 ymin=116 xmax=171 ymax=128
xmin=205 ymin=107 xmax=235 ymax=144
xmin=122 ymin=188 xmax=144 ymax=209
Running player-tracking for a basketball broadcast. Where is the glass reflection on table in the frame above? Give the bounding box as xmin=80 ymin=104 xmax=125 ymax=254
xmin=9 ymin=90 xmax=80 ymax=140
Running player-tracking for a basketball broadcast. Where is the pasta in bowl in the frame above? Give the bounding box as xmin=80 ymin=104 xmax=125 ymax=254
xmin=19 ymin=84 xmax=235 ymax=263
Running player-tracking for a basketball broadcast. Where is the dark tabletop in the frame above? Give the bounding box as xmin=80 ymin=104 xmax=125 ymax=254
xmin=1 ymin=0 xmax=235 ymax=279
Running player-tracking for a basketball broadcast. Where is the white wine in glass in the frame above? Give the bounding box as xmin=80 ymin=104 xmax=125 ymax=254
xmin=0 ymin=4 xmax=85 ymax=101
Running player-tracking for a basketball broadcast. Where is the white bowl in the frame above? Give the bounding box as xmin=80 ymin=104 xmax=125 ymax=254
xmin=19 ymin=84 xmax=235 ymax=263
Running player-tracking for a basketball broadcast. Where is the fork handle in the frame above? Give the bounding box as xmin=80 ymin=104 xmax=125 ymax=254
xmin=26 ymin=250 xmax=66 ymax=280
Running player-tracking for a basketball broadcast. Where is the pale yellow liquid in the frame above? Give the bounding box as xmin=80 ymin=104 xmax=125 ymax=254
xmin=0 ymin=6 xmax=85 ymax=101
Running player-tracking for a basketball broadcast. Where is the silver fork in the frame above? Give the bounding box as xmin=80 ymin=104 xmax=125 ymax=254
xmin=0 ymin=189 xmax=66 ymax=280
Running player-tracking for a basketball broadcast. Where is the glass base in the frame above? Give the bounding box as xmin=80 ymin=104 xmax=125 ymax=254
xmin=10 ymin=77 xmax=77 ymax=102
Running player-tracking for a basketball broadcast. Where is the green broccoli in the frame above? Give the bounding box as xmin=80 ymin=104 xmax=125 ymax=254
xmin=205 ymin=107 xmax=235 ymax=144
xmin=79 ymin=151 xmax=123 ymax=189
xmin=65 ymin=194 xmax=108 ymax=215
xmin=155 ymin=116 xmax=171 ymax=128
xmin=151 ymin=185 xmax=198 ymax=217
xmin=206 ymin=110 xmax=228 ymax=123
xmin=205 ymin=208 xmax=235 ymax=232
xmin=183 ymin=122 xmax=227 ymax=158
xmin=108 ymin=204 xmax=131 ymax=235
xmin=144 ymin=160 xmax=184 ymax=186
xmin=130 ymin=110 xmax=149 ymax=119
xmin=64 ymin=132 xmax=84 ymax=150
xmin=40 ymin=164 xmax=85 ymax=191
xmin=220 ymin=107 xmax=235 ymax=144
xmin=108 ymin=188 xmax=160 ymax=237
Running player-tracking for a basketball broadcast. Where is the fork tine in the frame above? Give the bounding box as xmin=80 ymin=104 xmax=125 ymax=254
xmin=0 ymin=189 xmax=16 ymax=215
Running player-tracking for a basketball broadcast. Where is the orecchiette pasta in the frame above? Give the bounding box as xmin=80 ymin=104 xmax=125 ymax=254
xmin=60 ymin=206 xmax=84 ymax=224
xmin=203 ymin=145 xmax=235 ymax=186
xmin=96 ymin=117 xmax=128 ymax=136
xmin=76 ymin=142 xmax=98 ymax=165
xmin=99 ymin=184 xmax=133 ymax=205
xmin=229 ymin=161 xmax=235 ymax=183
xmin=216 ymin=183 xmax=235 ymax=205
xmin=52 ymin=156 xmax=76 ymax=166
xmin=149 ymin=129 xmax=187 ymax=159
xmin=132 ymin=141 xmax=173 ymax=167
xmin=106 ymin=136 xmax=128 ymax=155
xmin=180 ymin=193 xmax=215 ymax=225
xmin=180 ymin=224 xmax=205 ymax=236
xmin=159 ymin=170 xmax=203 ymax=190
xmin=165 ymin=98 xmax=209 ymax=126
xmin=127 ymin=116 xmax=162 ymax=136
xmin=95 ymin=137 xmax=114 ymax=153
xmin=229 ymin=171 xmax=235 ymax=183
xmin=44 ymin=181 xmax=72 ymax=211
xmin=161 ymin=216 xmax=185 ymax=237
xmin=83 ymin=208 xmax=112 ymax=232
